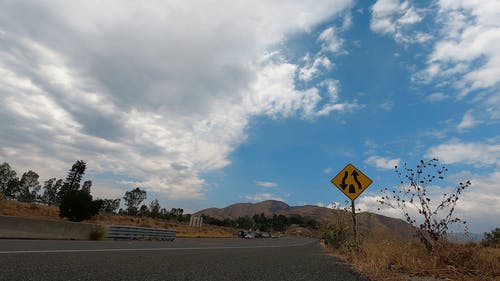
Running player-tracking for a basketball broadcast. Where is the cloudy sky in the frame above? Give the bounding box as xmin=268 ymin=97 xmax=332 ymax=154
xmin=1 ymin=0 xmax=498 ymax=233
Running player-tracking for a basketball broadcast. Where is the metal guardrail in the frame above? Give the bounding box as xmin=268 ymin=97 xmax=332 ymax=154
xmin=106 ymin=225 xmax=176 ymax=241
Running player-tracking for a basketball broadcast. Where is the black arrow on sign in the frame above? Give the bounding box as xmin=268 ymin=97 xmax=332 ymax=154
xmin=340 ymin=171 xmax=348 ymax=190
xmin=351 ymin=170 xmax=362 ymax=190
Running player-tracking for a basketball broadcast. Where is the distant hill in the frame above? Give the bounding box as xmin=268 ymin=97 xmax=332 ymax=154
xmin=196 ymin=200 xmax=416 ymax=239
xmin=196 ymin=200 xmax=292 ymax=219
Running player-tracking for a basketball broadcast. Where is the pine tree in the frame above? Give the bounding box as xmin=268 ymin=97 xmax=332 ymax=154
xmin=58 ymin=160 xmax=86 ymax=201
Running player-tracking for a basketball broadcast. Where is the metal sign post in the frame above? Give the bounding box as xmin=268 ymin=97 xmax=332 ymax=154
xmin=330 ymin=163 xmax=372 ymax=243
xmin=350 ymin=199 xmax=357 ymax=242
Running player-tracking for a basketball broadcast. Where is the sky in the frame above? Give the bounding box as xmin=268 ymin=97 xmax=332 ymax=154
xmin=0 ymin=0 xmax=499 ymax=233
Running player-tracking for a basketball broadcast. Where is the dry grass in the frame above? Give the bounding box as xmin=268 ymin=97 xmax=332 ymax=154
xmin=0 ymin=200 xmax=60 ymax=219
xmin=0 ymin=200 xmax=236 ymax=238
xmin=328 ymin=234 xmax=500 ymax=281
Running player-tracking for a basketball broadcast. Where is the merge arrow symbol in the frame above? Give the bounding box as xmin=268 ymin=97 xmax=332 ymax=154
xmin=340 ymin=171 xmax=348 ymax=190
xmin=351 ymin=170 xmax=362 ymax=189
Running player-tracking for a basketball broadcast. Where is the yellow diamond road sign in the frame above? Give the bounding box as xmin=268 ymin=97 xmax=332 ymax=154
xmin=331 ymin=163 xmax=373 ymax=201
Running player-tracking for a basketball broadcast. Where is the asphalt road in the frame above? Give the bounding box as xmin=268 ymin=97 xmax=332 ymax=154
xmin=0 ymin=238 xmax=368 ymax=281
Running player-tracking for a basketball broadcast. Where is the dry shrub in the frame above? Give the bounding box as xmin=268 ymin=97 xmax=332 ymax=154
xmin=322 ymin=218 xmax=351 ymax=249
xmin=433 ymin=242 xmax=500 ymax=280
xmin=139 ymin=217 xmax=155 ymax=228
xmin=89 ymin=225 xmax=106 ymax=240
xmin=330 ymin=234 xmax=500 ymax=281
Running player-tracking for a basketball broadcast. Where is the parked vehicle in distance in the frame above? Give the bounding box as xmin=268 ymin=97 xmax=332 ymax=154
xmin=244 ymin=233 xmax=254 ymax=239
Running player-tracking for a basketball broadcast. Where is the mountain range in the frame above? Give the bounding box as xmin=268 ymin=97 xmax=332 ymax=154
xmin=195 ymin=200 xmax=416 ymax=239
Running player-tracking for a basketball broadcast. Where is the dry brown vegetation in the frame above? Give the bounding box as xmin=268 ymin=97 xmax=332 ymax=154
xmin=327 ymin=233 xmax=500 ymax=281
xmin=0 ymin=200 xmax=60 ymax=219
xmin=0 ymin=200 xmax=236 ymax=238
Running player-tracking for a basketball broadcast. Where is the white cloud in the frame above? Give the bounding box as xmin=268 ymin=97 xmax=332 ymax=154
xmin=298 ymin=55 xmax=333 ymax=81
xmin=327 ymin=202 xmax=341 ymax=209
xmin=244 ymin=58 xmax=325 ymax=119
xmin=316 ymin=201 xmax=342 ymax=209
xmin=244 ymin=193 xmax=284 ymax=202
xmin=255 ymin=181 xmax=278 ymax=188
xmin=314 ymin=101 xmax=363 ymax=117
xmin=425 ymin=140 xmax=500 ymax=167
xmin=318 ymin=26 xmax=345 ymax=54
xmin=374 ymin=1 xmax=499 ymax=124
xmin=91 ymin=185 xmax=125 ymax=200
xmin=295 ymin=13 xmax=356 ymax=119
xmin=424 ymin=129 xmax=448 ymax=140
xmin=414 ymin=32 xmax=433 ymax=43
xmin=421 ymin=139 xmax=500 ymax=232
xmin=452 ymin=171 xmax=500 ymax=232
xmin=423 ymin=1 xmax=500 ymax=94
xmin=246 ymin=55 xmax=361 ymax=120
xmin=0 ymin=1 xmax=353 ymax=199
xmin=320 ymin=79 xmax=341 ymax=102
xmin=485 ymin=93 xmax=500 ymax=120
xmin=357 ymin=195 xmax=402 ymax=218
xmin=365 ymin=155 xmax=400 ymax=170
xmin=380 ymin=101 xmax=395 ymax=111
xmin=397 ymin=6 xmax=422 ymax=25
xmin=425 ymin=92 xmax=449 ymax=102
xmin=457 ymin=110 xmax=478 ymax=131
xmin=323 ymin=167 xmax=333 ymax=174
xmin=370 ymin=0 xmax=427 ymax=43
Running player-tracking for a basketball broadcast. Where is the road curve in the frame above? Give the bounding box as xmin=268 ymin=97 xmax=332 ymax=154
xmin=0 ymin=238 xmax=368 ymax=281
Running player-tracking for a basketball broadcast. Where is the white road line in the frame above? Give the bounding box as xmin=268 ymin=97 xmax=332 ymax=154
xmin=0 ymin=240 xmax=316 ymax=254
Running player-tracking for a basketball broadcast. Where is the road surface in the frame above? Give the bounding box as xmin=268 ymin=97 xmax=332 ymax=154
xmin=0 ymin=238 xmax=368 ymax=280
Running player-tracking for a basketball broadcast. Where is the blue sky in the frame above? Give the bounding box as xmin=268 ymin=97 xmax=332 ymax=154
xmin=0 ymin=1 xmax=499 ymax=233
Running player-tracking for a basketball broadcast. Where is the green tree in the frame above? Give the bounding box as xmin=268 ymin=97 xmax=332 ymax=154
xmin=159 ymin=208 xmax=169 ymax=219
xmin=139 ymin=204 xmax=149 ymax=217
xmin=482 ymin=228 xmax=500 ymax=248
xmin=0 ymin=162 xmax=19 ymax=199
xmin=4 ymin=178 xmax=20 ymax=200
xmin=40 ymin=178 xmax=63 ymax=206
xmin=66 ymin=160 xmax=86 ymax=188
xmin=379 ymin=159 xmax=471 ymax=252
xmin=170 ymin=208 xmax=183 ymax=217
xmin=81 ymin=180 xmax=92 ymax=193
xmin=123 ymin=187 xmax=147 ymax=216
xmin=273 ymin=214 xmax=288 ymax=231
xmin=234 ymin=216 xmax=254 ymax=230
xmin=58 ymin=160 xmax=101 ymax=221
xmin=58 ymin=160 xmax=87 ymax=201
xmin=59 ymin=189 xmax=101 ymax=222
xmin=97 ymin=198 xmax=121 ymax=213
xmin=253 ymin=213 xmax=271 ymax=231
xmin=149 ymin=199 xmax=161 ymax=218
xmin=17 ymin=171 xmax=41 ymax=202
